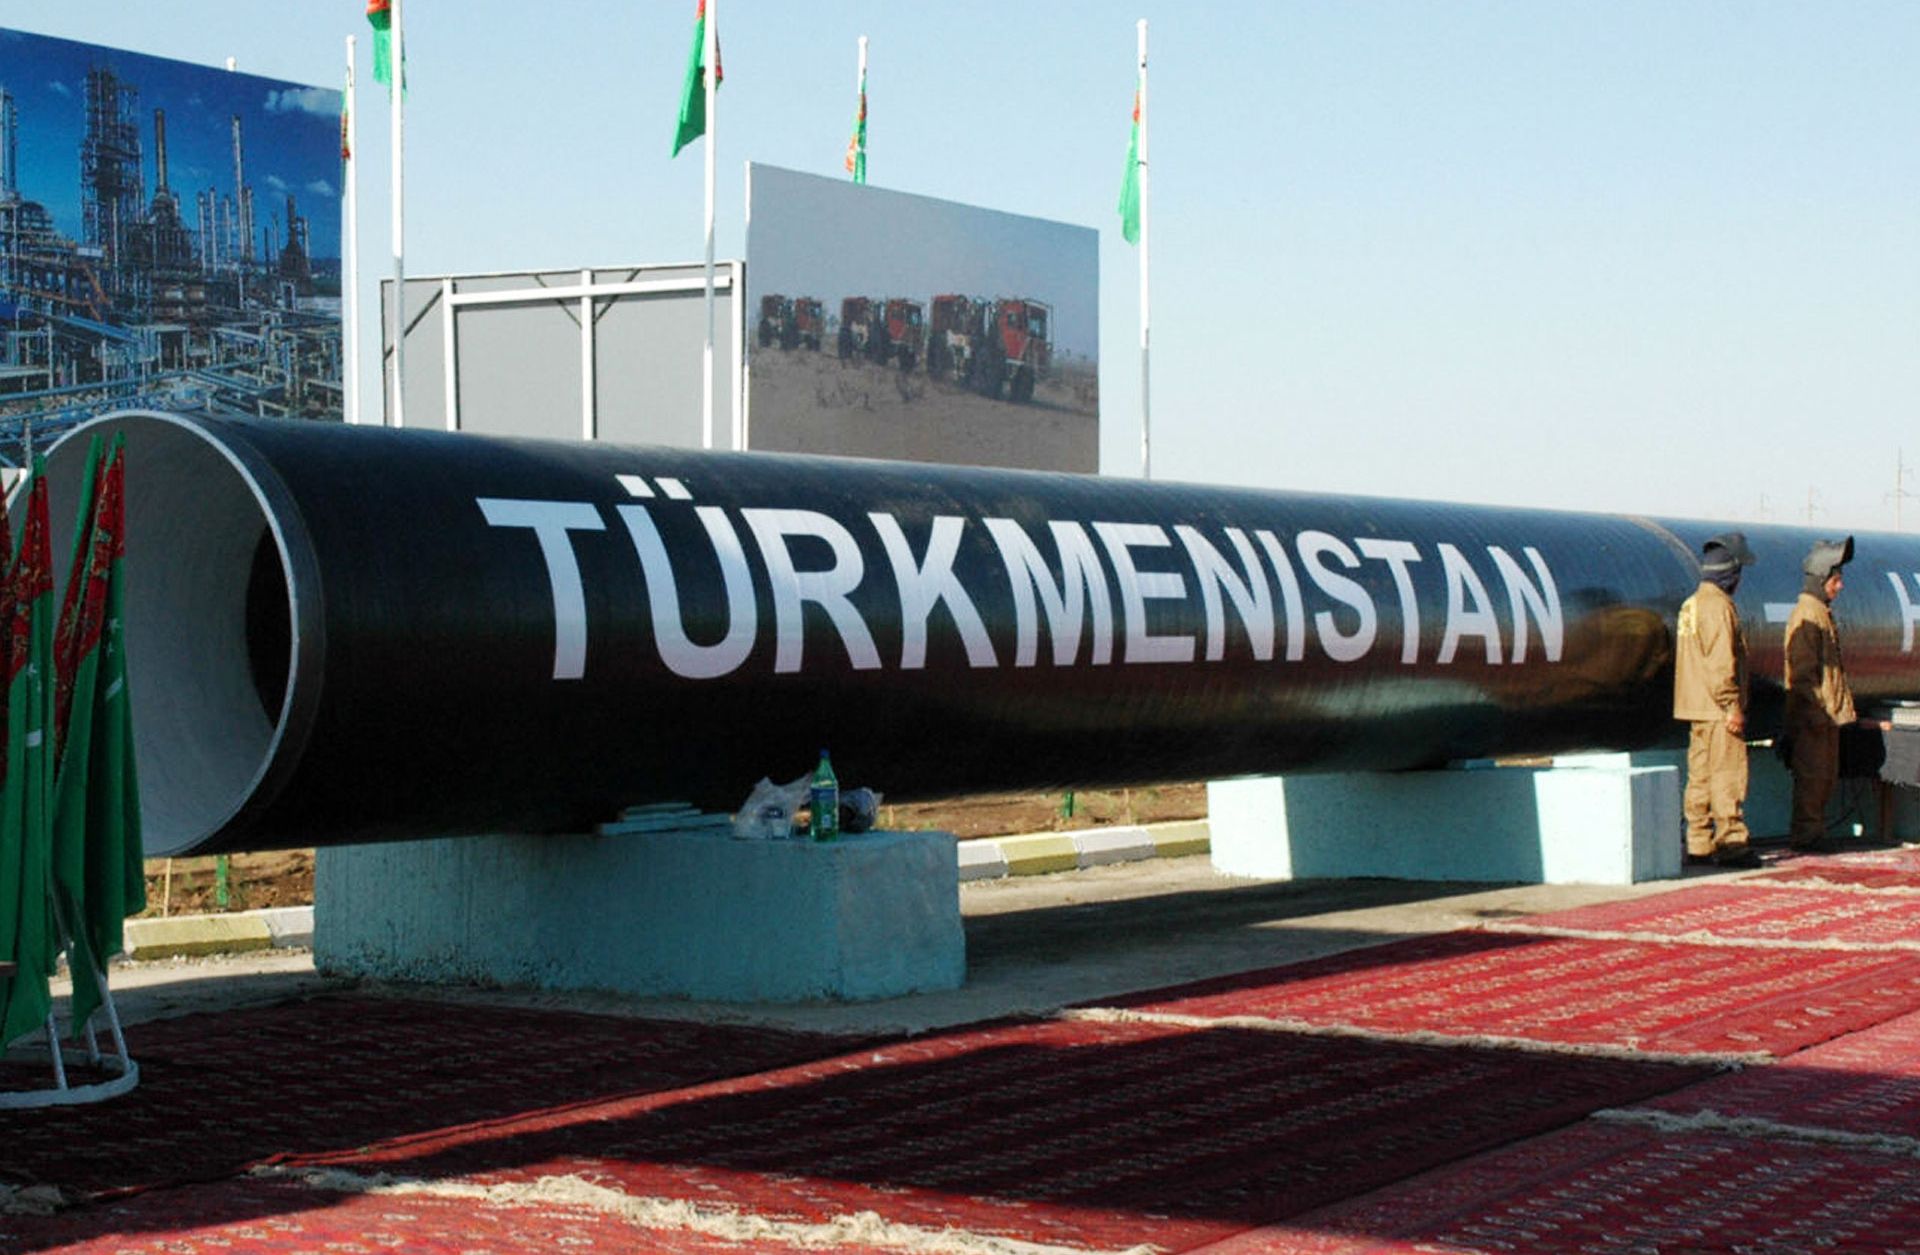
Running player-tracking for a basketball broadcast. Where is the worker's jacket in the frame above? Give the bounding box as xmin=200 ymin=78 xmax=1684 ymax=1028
xmin=1673 ymin=582 xmax=1746 ymax=723
xmin=1784 ymin=593 xmax=1856 ymax=730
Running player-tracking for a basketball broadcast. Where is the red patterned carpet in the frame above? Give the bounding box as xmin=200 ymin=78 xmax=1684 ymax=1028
xmin=1515 ymin=880 xmax=1920 ymax=945
xmin=1631 ymin=1003 xmax=1920 ymax=1137
xmin=0 ymin=996 xmax=867 ymax=1200
xmin=281 ymin=1015 xmax=1705 ymax=1254
xmin=1210 ymin=1121 xmax=1920 ymax=1253
xmin=22 ymin=846 xmax=1920 ymax=1252
xmin=1096 ymin=929 xmax=1920 ymax=1057
xmin=1 ymin=1175 xmax=899 ymax=1254
xmin=1758 ymin=855 xmax=1920 ymax=894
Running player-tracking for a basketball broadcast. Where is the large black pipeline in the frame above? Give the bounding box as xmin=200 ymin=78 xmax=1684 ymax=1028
xmin=33 ymin=412 xmax=1920 ymax=856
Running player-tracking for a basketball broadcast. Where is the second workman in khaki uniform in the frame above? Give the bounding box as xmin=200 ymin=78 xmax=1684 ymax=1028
xmin=1673 ymin=533 xmax=1758 ymax=867
xmin=1783 ymin=536 xmax=1867 ymax=850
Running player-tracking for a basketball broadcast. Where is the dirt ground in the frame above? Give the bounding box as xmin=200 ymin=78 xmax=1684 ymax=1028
xmin=138 ymin=784 xmax=1208 ymax=916
xmin=747 ymin=347 xmax=1099 ymax=471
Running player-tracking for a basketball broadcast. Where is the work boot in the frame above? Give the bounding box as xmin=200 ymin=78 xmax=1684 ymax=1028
xmin=1714 ymin=845 xmax=1763 ymax=869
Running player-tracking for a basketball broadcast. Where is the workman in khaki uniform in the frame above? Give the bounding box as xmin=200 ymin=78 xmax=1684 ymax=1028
xmin=1783 ymin=536 xmax=1867 ymax=850
xmin=1673 ymin=533 xmax=1758 ymax=867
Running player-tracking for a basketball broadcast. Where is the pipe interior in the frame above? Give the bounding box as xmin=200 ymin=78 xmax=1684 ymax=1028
xmin=42 ymin=416 xmax=292 ymax=856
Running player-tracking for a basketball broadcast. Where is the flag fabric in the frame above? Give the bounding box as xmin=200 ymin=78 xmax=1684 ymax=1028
xmin=83 ymin=440 xmax=143 ymax=986
xmin=671 ymin=0 xmax=721 ymax=157
xmin=1117 ymin=88 xmax=1142 ymax=245
xmin=49 ymin=438 xmax=103 ymax=1025
xmin=0 ymin=465 xmax=57 ymax=1046
xmin=340 ymin=92 xmax=351 ymax=162
xmin=55 ymin=438 xmax=137 ymax=1031
xmin=367 ymin=0 xmax=394 ymax=87
xmin=844 ymin=62 xmax=867 ymax=184
xmin=53 ymin=436 xmax=101 ymax=761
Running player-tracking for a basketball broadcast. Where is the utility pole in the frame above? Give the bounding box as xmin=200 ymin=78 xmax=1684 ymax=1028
xmin=1891 ymin=447 xmax=1918 ymax=530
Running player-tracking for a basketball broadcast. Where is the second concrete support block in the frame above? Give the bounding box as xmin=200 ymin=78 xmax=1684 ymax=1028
xmin=1210 ymin=762 xmax=1682 ymax=885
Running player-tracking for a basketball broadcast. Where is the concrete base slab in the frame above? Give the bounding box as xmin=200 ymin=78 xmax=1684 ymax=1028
xmin=1209 ymin=762 xmax=1683 ymax=885
xmin=314 ymin=828 xmax=964 ymax=1004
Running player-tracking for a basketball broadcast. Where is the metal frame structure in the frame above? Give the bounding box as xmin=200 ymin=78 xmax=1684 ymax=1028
xmin=384 ymin=262 xmax=746 ymax=447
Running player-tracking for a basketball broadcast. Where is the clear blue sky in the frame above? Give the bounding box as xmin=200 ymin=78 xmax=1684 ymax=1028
xmin=17 ymin=4 xmax=1920 ymax=531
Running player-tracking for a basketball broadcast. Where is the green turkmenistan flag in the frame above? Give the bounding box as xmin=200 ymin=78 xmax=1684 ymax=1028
xmin=844 ymin=64 xmax=867 ymax=185
xmin=53 ymin=437 xmax=102 ymax=761
xmin=1117 ymin=88 xmax=1142 ymax=245
xmin=0 ymin=465 xmax=57 ymax=1047
xmin=671 ymin=0 xmax=721 ymax=157
xmin=83 ymin=441 xmax=144 ymax=1007
xmin=367 ymin=0 xmax=395 ymax=86
xmin=57 ymin=440 xmax=140 ymax=1032
xmin=50 ymin=437 xmax=103 ymax=1027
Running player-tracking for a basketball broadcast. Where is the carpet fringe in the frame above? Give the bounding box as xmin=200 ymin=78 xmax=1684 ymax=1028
xmin=251 ymin=1164 xmax=1159 ymax=1255
xmin=1752 ymin=876 xmax=1920 ymax=898
xmin=1593 ymin=1105 xmax=1920 ymax=1160
xmin=0 ymin=1182 xmax=67 ymax=1216
xmin=1479 ymin=920 xmax=1920 ymax=953
xmin=1058 ymin=1007 xmax=1765 ymax=1067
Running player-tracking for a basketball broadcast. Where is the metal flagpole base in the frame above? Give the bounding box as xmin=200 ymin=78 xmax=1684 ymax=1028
xmin=0 ymin=919 xmax=142 ymax=1108
xmin=0 ymin=1043 xmax=138 ymax=1108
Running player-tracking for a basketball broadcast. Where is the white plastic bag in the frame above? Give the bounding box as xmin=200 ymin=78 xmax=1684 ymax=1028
xmin=731 ymin=774 xmax=810 ymax=839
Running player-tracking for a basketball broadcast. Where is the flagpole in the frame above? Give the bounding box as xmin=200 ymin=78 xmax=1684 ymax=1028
xmin=701 ymin=0 xmax=718 ymax=449
xmin=389 ymin=0 xmax=406 ymax=427
xmin=344 ymin=36 xmax=360 ymax=424
xmin=1136 ymin=18 xmax=1151 ymax=480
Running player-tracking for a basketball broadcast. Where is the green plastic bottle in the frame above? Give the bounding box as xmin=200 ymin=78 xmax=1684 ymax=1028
xmin=809 ymin=749 xmax=840 ymax=842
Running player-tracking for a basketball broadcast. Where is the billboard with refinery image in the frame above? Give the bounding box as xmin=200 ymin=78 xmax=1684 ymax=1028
xmin=0 ymin=28 xmax=344 ymax=452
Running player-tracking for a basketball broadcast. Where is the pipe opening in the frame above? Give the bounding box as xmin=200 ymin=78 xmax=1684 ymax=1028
xmin=41 ymin=414 xmax=295 ymax=857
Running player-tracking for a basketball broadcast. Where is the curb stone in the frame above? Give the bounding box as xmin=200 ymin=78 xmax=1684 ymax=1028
xmin=124 ymin=906 xmax=313 ymax=961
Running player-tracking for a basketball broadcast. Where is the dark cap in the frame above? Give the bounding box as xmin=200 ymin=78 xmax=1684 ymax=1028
xmin=1802 ymin=536 xmax=1855 ymax=579
xmin=1700 ymin=532 xmax=1755 ymax=574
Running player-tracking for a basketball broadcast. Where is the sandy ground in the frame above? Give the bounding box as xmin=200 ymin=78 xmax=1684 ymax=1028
xmin=85 ymin=853 xmax=1693 ymax=1040
xmin=748 ymin=347 xmax=1098 ymax=471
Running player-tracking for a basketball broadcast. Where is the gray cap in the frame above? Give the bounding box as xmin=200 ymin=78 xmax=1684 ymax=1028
xmin=1700 ymin=532 xmax=1755 ymax=573
xmin=1802 ymin=535 xmax=1855 ymax=579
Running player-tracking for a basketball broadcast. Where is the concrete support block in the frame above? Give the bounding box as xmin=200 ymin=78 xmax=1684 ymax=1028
xmin=314 ymin=828 xmax=963 ymax=1004
xmin=1629 ymin=742 xmax=1919 ymax=844
xmin=1209 ymin=762 xmax=1682 ymax=886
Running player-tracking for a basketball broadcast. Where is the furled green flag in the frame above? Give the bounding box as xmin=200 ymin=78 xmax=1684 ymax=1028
xmin=82 ymin=441 xmax=144 ymax=1004
xmin=0 ymin=465 xmax=58 ymax=1047
xmin=844 ymin=61 xmax=867 ymax=185
xmin=53 ymin=437 xmax=102 ymax=760
xmin=54 ymin=438 xmax=123 ymax=1031
xmin=1117 ymin=88 xmax=1142 ymax=245
xmin=671 ymin=0 xmax=721 ymax=157
xmin=49 ymin=437 xmax=104 ymax=1027
xmin=366 ymin=0 xmax=394 ymax=86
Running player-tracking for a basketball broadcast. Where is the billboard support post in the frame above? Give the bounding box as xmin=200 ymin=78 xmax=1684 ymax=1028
xmin=389 ymin=0 xmax=406 ymax=427
xmin=701 ymin=0 xmax=719 ymax=449
xmin=1137 ymin=18 xmax=1151 ymax=480
xmin=344 ymin=36 xmax=360 ymax=425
